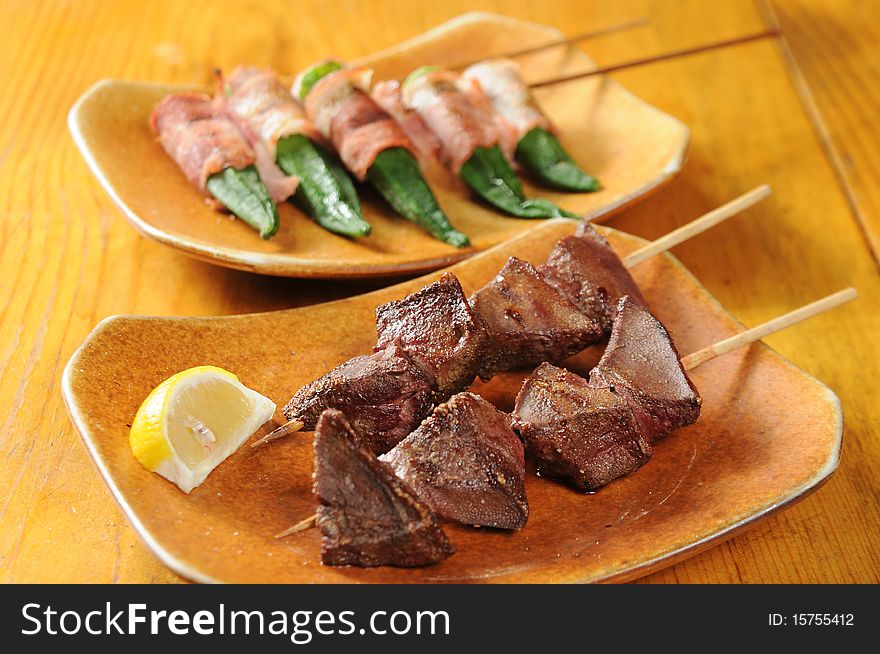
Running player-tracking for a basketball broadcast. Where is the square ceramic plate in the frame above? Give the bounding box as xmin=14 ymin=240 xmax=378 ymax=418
xmin=68 ymin=12 xmax=689 ymax=279
xmin=61 ymin=221 xmax=842 ymax=583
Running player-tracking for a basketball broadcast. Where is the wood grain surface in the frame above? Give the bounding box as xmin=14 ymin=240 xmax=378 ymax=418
xmin=1 ymin=0 xmax=878 ymax=583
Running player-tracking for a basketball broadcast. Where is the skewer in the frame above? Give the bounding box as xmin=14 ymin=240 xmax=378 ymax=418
xmin=528 ymin=28 xmax=781 ymax=89
xmin=682 ymin=288 xmax=857 ymax=370
xmin=253 ymin=186 xmax=771 ymax=450
xmin=623 ymin=185 xmax=771 ymax=268
xmin=274 ymin=514 xmax=317 ymax=539
xmin=277 ymin=286 xmax=857 ymax=537
xmin=250 ymin=418 xmax=304 ymax=448
xmin=448 ymin=17 xmax=650 ymax=70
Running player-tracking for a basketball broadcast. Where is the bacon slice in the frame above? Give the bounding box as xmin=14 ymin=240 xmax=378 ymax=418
xmin=371 ymin=80 xmax=442 ymax=162
xmin=218 ymin=66 xmax=310 ymax=203
xmin=226 ymin=66 xmax=323 ymax=156
xmin=304 ymin=67 xmax=413 ymax=180
xmin=461 ymin=59 xmax=553 ymax=143
xmin=150 ymin=92 xmax=254 ymax=192
xmin=401 ymin=69 xmax=502 ymax=174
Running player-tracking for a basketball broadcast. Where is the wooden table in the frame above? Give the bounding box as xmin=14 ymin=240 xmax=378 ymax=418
xmin=1 ymin=0 xmax=878 ymax=584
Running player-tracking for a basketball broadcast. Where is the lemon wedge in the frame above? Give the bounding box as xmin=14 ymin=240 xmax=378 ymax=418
xmin=130 ymin=366 xmax=276 ymax=493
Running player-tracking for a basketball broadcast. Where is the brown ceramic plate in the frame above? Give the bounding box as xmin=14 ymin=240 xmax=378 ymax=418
xmin=62 ymin=221 xmax=842 ymax=583
xmin=67 ymin=12 xmax=689 ymax=279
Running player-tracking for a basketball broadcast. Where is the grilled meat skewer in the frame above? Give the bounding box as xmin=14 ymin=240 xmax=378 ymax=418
xmin=512 ymin=296 xmax=701 ymax=491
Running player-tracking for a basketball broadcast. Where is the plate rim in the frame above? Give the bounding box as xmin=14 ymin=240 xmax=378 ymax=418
xmin=60 ymin=223 xmax=843 ymax=584
xmin=67 ymin=11 xmax=691 ymax=279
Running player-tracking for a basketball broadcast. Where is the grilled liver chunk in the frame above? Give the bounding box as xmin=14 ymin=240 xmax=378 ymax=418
xmin=283 ymin=343 xmax=434 ymax=455
xmin=513 ymin=363 xmax=652 ymax=491
xmin=539 ymin=223 xmax=646 ymax=333
xmin=590 ymin=296 xmax=701 ymax=442
xmin=381 ymin=392 xmax=528 ymax=530
xmin=470 ymin=257 xmax=603 ymax=381
xmin=313 ymin=410 xmax=454 ymax=567
xmin=375 ymin=272 xmax=486 ymax=400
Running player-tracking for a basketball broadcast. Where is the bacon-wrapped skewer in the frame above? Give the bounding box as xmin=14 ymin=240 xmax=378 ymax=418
xmin=150 ymin=93 xmax=282 ymax=239
xmin=221 ymin=66 xmax=370 ymax=237
xmin=293 ymin=61 xmax=469 ymax=248
xmin=461 ymin=59 xmax=599 ymax=192
xmin=400 ymin=66 xmax=576 ymax=219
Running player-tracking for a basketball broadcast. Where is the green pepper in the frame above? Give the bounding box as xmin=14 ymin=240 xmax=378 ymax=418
xmin=367 ymin=148 xmax=469 ymax=247
xmin=459 ymin=146 xmax=579 ymax=219
xmin=515 ymin=127 xmax=600 ymax=192
xmin=205 ymin=165 xmax=279 ymax=239
xmin=276 ymin=134 xmax=371 ymax=237
xmin=294 ymin=61 xmax=344 ymax=102
xmin=297 ymin=61 xmax=469 ymax=247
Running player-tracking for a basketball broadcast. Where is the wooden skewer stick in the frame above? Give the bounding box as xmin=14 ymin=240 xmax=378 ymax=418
xmin=276 ymin=287 xmax=857 ymax=538
xmin=623 ymin=185 xmax=772 ymax=268
xmin=251 ymin=418 xmax=304 ymax=448
xmin=275 ymin=514 xmax=317 ymax=539
xmin=255 ymin=187 xmax=768 ymax=451
xmin=449 ymin=17 xmax=650 ymax=70
xmin=528 ymin=28 xmax=781 ymax=89
xmin=682 ymin=287 xmax=857 ymax=370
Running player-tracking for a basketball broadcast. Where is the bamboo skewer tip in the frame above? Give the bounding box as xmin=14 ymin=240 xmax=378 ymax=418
xmin=623 ymin=184 xmax=772 ymax=268
xmin=251 ymin=418 xmax=304 ymax=448
xmin=682 ymin=287 xmax=858 ymax=370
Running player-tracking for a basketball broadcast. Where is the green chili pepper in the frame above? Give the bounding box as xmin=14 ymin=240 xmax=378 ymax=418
xmin=366 ymin=148 xmax=469 ymax=248
xmin=515 ymin=127 xmax=600 ymax=192
xmin=295 ymin=61 xmax=344 ymax=102
xmin=205 ymin=165 xmax=279 ymax=239
xmin=276 ymin=134 xmax=371 ymax=237
xmin=459 ymin=145 xmax=579 ymax=219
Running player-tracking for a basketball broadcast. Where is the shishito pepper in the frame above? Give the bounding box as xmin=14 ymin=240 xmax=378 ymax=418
xmin=403 ymin=66 xmax=577 ymax=220
xmin=459 ymin=145 xmax=579 ymax=219
xmin=515 ymin=127 xmax=600 ymax=192
xmin=275 ymin=134 xmax=371 ymax=237
xmin=460 ymin=59 xmax=600 ymax=193
xmin=295 ymin=62 xmax=470 ymax=248
xmin=205 ymin=165 xmax=280 ymax=239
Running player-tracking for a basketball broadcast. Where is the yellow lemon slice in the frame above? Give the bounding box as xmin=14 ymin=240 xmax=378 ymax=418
xmin=130 ymin=366 xmax=276 ymax=493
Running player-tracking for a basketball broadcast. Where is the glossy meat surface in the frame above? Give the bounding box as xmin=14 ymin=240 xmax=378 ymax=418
xmin=470 ymin=256 xmax=603 ymax=380
xmin=512 ymin=363 xmax=652 ymax=490
xmin=539 ymin=223 xmax=646 ymax=333
xmin=375 ymin=272 xmax=487 ymax=400
xmin=590 ymin=296 xmax=701 ymax=442
xmin=314 ymin=410 xmax=454 ymax=567
xmin=381 ymin=392 xmax=528 ymax=530
xmin=283 ymin=343 xmax=434 ymax=454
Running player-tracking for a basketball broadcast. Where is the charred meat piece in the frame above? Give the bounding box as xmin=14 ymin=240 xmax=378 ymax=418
xmin=314 ymin=410 xmax=454 ymax=567
xmin=375 ymin=273 xmax=486 ymax=400
xmin=590 ymin=296 xmax=701 ymax=442
xmin=470 ymin=256 xmax=603 ymax=380
xmin=381 ymin=392 xmax=528 ymax=530
xmin=512 ymin=363 xmax=652 ymax=491
xmin=539 ymin=223 xmax=646 ymax=333
xmin=283 ymin=343 xmax=434 ymax=455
